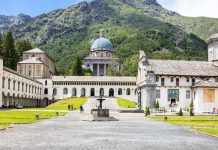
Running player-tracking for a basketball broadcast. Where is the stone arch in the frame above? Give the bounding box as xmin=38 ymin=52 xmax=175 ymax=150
xmin=81 ymin=88 xmax=86 ymax=97
xmin=118 ymin=88 xmax=122 ymax=95
xmin=44 ymin=88 xmax=48 ymax=94
xmin=63 ymin=88 xmax=68 ymax=95
xmin=53 ymin=88 xmax=57 ymax=96
xmin=100 ymin=88 xmax=104 ymax=96
xmin=90 ymin=88 xmax=95 ymax=97
xmin=126 ymin=88 xmax=131 ymax=95
xmin=72 ymin=88 xmax=77 ymax=97
xmin=109 ymin=88 xmax=114 ymax=97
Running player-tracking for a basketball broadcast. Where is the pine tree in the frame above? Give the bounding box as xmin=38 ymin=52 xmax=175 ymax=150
xmin=3 ymin=31 xmax=18 ymax=69
xmin=71 ymin=56 xmax=84 ymax=76
xmin=16 ymin=39 xmax=33 ymax=59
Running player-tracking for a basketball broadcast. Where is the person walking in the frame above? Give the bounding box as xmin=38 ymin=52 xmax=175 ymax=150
xmin=80 ymin=105 xmax=84 ymax=113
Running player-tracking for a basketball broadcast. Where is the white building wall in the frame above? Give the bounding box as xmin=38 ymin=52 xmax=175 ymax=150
xmin=193 ymin=88 xmax=218 ymax=113
xmin=0 ymin=57 xmax=3 ymax=107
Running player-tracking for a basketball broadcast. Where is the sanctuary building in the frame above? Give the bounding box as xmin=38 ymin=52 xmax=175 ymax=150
xmin=137 ymin=34 xmax=218 ymax=114
xmin=0 ymin=29 xmax=218 ymax=114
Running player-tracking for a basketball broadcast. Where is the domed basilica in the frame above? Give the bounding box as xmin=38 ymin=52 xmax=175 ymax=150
xmin=83 ymin=29 xmax=120 ymax=76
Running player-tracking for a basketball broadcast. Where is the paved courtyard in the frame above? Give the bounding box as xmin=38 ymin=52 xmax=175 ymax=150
xmin=0 ymin=111 xmax=218 ymax=150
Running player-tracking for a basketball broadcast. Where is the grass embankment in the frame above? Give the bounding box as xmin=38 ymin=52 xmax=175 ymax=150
xmin=116 ymin=98 xmax=136 ymax=108
xmin=0 ymin=97 xmax=88 ymax=130
xmin=148 ymin=116 xmax=218 ymax=136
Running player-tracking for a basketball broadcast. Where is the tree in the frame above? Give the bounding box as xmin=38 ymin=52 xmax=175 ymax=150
xmin=71 ymin=56 xmax=84 ymax=76
xmin=0 ymin=32 xmax=3 ymax=56
xmin=107 ymin=62 xmax=115 ymax=76
xmin=190 ymin=100 xmax=194 ymax=116
xmin=16 ymin=39 xmax=33 ymax=59
xmin=84 ymin=69 xmax=93 ymax=76
xmin=178 ymin=108 xmax=183 ymax=116
xmin=3 ymin=31 xmax=18 ymax=70
xmin=155 ymin=100 xmax=159 ymax=109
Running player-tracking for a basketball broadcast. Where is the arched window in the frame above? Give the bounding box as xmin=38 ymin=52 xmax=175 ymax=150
xmin=44 ymin=88 xmax=48 ymax=94
xmin=8 ymin=79 xmax=11 ymax=89
xmin=118 ymin=88 xmax=122 ymax=95
xmin=63 ymin=88 xmax=68 ymax=95
xmin=81 ymin=88 xmax=86 ymax=97
xmin=53 ymin=88 xmax=57 ymax=96
xmin=13 ymin=80 xmax=16 ymax=90
xmin=109 ymin=88 xmax=114 ymax=97
xmin=126 ymin=88 xmax=131 ymax=95
xmin=100 ymin=88 xmax=104 ymax=96
xmin=45 ymin=80 xmax=47 ymax=86
xmin=2 ymin=77 xmax=5 ymax=88
xmin=90 ymin=88 xmax=95 ymax=96
xmin=72 ymin=88 xmax=77 ymax=97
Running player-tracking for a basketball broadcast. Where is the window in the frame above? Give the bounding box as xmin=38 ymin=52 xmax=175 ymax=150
xmin=29 ymin=70 xmax=31 ymax=76
xmin=44 ymin=88 xmax=48 ymax=94
xmin=186 ymin=77 xmax=190 ymax=82
xmin=156 ymin=76 xmax=159 ymax=82
xmin=18 ymin=82 xmax=20 ymax=91
xmin=8 ymin=79 xmax=11 ymax=89
xmin=126 ymin=88 xmax=131 ymax=95
xmin=63 ymin=88 xmax=68 ymax=95
xmin=186 ymin=90 xmax=191 ymax=99
xmin=2 ymin=77 xmax=5 ymax=88
xmin=192 ymin=78 xmax=196 ymax=86
xmin=53 ymin=88 xmax=57 ymax=96
xmin=118 ymin=88 xmax=122 ymax=95
xmin=161 ymin=78 xmax=165 ymax=86
xmin=215 ymin=78 xmax=218 ymax=82
xmin=45 ymin=80 xmax=47 ymax=86
xmin=13 ymin=81 xmax=16 ymax=90
xmin=156 ymin=90 xmax=161 ymax=99
xmin=170 ymin=77 xmax=174 ymax=82
xmin=176 ymin=78 xmax=179 ymax=86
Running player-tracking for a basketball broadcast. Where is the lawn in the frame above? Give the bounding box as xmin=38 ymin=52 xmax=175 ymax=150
xmin=115 ymin=98 xmax=137 ymax=108
xmin=192 ymin=128 xmax=218 ymax=137
xmin=45 ymin=97 xmax=88 ymax=110
xmin=0 ymin=110 xmax=66 ymax=130
xmin=147 ymin=116 xmax=218 ymax=136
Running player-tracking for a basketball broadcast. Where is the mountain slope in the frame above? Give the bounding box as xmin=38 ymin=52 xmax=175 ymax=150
xmin=0 ymin=0 xmax=213 ymax=75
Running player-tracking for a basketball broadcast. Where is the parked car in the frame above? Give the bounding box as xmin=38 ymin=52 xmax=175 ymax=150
xmin=15 ymin=104 xmax=23 ymax=109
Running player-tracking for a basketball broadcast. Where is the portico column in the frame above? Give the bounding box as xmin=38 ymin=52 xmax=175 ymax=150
xmin=104 ymin=64 xmax=107 ymax=76
xmin=97 ymin=64 xmax=100 ymax=76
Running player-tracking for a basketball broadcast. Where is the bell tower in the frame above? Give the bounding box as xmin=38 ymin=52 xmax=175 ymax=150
xmin=207 ymin=33 xmax=218 ymax=62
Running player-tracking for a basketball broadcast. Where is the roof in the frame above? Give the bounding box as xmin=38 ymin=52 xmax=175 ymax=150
xmin=84 ymin=56 xmax=120 ymax=60
xmin=193 ymin=80 xmax=218 ymax=88
xmin=52 ymin=76 xmax=136 ymax=82
xmin=91 ymin=37 xmax=113 ymax=51
xmin=23 ymin=48 xmax=45 ymax=54
xmin=18 ymin=57 xmax=43 ymax=64
xmin=3 ymin=67 xmax=42 ymax=84
xmin=207 ymin=33 xmax=218 ymax=44
xmin=148 ymin=59 xmax=218 ymax=77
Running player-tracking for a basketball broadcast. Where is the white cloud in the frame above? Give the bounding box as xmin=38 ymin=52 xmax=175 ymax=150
xmin=157 ymin=0 xmax=218 ymax=18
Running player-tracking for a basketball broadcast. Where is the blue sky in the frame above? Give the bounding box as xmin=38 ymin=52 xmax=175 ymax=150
xmin=0 ymin=0 xmax=217 ymax=18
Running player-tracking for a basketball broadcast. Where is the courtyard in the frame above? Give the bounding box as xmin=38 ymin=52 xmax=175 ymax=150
xmin=0 ymin=111 xmax=218 ymax=150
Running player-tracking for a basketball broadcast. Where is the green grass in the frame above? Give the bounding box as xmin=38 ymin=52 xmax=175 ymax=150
xmin=148 ymin=116 xmax=218 ymax=137
xmin=115 ymin=98 xmax=136 ymax=108
xmin=192 ymin=128 xmax=218 ymax=137
xmin=45 ymin=97 xmax=88 ymax=110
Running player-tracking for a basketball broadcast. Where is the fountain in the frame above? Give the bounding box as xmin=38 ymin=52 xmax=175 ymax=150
xmin=91 ymin=96 xmax=118 ymax=121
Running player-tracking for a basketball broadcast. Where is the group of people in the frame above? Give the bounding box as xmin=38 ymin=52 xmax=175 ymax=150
xmin=68 ymin=104 xmax=84 ymax=113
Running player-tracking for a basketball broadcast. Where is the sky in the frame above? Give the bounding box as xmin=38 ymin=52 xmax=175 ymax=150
xmin=157 ymin=0 xmax=218 ymax=18
xmin=0 ymin=0 xmax=217 ymax=18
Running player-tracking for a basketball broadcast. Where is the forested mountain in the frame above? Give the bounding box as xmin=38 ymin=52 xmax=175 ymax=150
xmin=0 ymin=0 xmax=217 ymax=76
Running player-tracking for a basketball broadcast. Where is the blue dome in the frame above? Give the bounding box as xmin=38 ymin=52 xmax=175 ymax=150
xmin=91 ymin=37 xmax=113 ymax=50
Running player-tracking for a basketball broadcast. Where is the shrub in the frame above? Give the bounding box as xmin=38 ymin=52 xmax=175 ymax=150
xmin=145 ymin=106 xmax=150 ymax=116
xmin=190 ymin=100 xmax=194 ymax=116
xmin=178 ymin=108 xmax=183 ymax=116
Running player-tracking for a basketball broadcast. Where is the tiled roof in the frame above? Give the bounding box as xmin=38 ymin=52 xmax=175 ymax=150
xmin=148 ymin=59 xmax=218 ymax=77
xmin=193 ymin=80 xmax=218 ymax=88
xmin=23 ymin=48 xmax=45 ymax=53
xmin=52 ymin=76 xmax=136 ymax=82
xmin=18 ymin=57 xmax=43 ymax=64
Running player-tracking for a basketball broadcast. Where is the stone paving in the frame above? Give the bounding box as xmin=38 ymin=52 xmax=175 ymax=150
xmin=0 ymin=112 xmax=218 ymax=150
